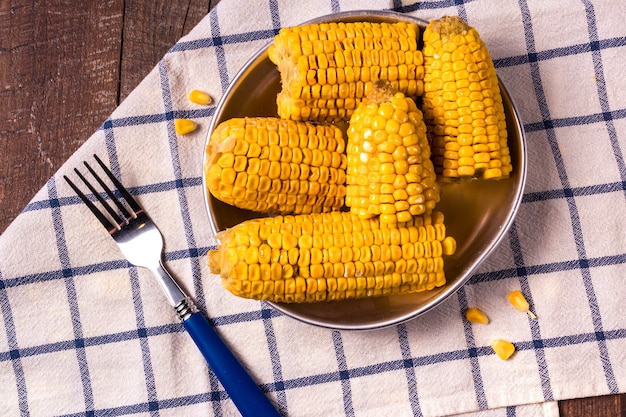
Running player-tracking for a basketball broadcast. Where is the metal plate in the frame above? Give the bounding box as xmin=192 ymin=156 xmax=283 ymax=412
xmin=202 ymin=10 xmax=527 ymax=330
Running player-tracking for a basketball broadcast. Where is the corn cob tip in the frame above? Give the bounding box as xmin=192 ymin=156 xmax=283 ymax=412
xmin=428 ymin=15 xmax=470 ymax=35
xmin=363 ymin=79 xmax=397 ymax=105
xmin=207 ymin=250 xmax=221 ymax=274
xmin=267 ymin=44 xmax=280 ymax=66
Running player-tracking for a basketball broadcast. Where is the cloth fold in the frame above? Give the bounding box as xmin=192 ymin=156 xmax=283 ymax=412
xmin=2 ymin=0 xmax=626 ymax=416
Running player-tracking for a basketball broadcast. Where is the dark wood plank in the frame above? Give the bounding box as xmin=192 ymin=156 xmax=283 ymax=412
xmin=0 ymin=0 xmax=215 ymax=234
xmin=0 ymin=1 xmax=621 ymax=415
xmin=0 ymin=0 xmax=124 ymax=233
xmin=559 ymin=393 xmax=626 ymax=417
xmin=119 ymin=0 xmax=213 ymax=100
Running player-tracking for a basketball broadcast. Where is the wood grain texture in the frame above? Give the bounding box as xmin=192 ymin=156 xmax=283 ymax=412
xmin=559 ymin=394 xmax=626 ymax=417
xmin=0 ymin=1 xmax=621 ymax=415
xmin=0 ymin=0 xmax=216 ymax=233
xmin=119 ymin=0 xmax=214 ymax=100
xmin=0 ymin=0 xmax=124 ymax=231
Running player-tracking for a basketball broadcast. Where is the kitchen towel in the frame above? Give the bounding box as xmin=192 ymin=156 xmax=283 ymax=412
xmin=1 ymin=0 xmax=625 ymax=416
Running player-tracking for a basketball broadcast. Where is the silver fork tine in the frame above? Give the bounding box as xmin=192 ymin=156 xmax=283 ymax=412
xmin=84 ymin=160 xmax=133 ymax=221
xmin=64 ymin=173 xmax=117 ymax=233
xmin=64 ymin=154 xmax=143 ymax=233
xmin=76 ymin=165 xmax=126 ymax=228
xmin=92 ymin=154 xmax=143 ymax=215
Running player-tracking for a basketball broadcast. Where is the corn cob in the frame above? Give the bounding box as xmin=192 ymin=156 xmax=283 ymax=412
xmin=205 ymin=117 xmax=347 ymax=214
xmin=345 ymin=80 xmax=439 ymax=224
xmin=207 ymin=211 xmax=457 ymax=303
xmin=422 ymin=16 xmax=512 ymax=180
xmin=268 ymin=21 xmax=424 ymax=123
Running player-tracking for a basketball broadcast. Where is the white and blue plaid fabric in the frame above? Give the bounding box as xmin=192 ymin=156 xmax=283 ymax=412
xmin=2 ymin=0 xmax=626 ymax=416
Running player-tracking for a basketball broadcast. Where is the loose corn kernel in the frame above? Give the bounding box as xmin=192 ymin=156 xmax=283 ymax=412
xmin=268 ymin=21 xmax=424 ymax=123
xmin=491 ymin=339 xmax=515 ymax=360
xmin=188 ymin=89 xmax=212 ymax=105
xmin=507 ymin=290 xmax=537 ymax=319
xmin=465 ymin=307 xmax=489 ymax=324
xmin=175 ymin=119 xmax=198 ymax=135
xmin=208 ymin=211 xmax=456 ymax=302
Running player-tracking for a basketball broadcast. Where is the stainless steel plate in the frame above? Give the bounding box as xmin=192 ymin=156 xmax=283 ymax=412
xmin=203 ymin=10 xmax=527 ymax=330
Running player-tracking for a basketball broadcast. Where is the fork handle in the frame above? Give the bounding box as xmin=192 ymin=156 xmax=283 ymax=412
xmin=183 ymin=312 xmax=282 ymax=417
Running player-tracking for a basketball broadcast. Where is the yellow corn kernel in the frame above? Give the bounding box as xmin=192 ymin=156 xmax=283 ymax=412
xmin=491 ymin=339 xmax=515 ymax=360
xmin=208 ymin=211 xmax=456 ymax=303
xmin=422 ymin=16 xmax=512 ymax=180
xmin=442 ymin=236 xmax=457 ymax=255
xmin=346 ymin=80 xmax=439 ymax=224
xmin=174 ymin=119 xmax=197 ymax=135
xmin=205 ymin=117 xmax=347 ymax=215
xmin=188 ymin=89 xmax=212 ymax=105
xmin=268 ymin=21 xmax=424 ymax=123
xmin=507 ymin=290 xmax=537 ymax=319
xmin=465 ymin=307 xmax=489 ymax=324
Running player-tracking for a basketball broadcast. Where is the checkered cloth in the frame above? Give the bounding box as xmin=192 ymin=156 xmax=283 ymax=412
xmin=2 ymin=0 xmax=625 ymax=416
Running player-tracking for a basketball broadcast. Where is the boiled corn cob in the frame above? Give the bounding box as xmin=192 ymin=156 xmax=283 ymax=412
xmin=422 ymin=16 xmax=512 ymax=180
xmin=208 ymin=211 xmax=457 ymax=303
xmin=205 ymin=117 xmax=347 ymax=214
xmin=268 ymin=21 xmax=424 ymax=123
xmin=346 ymin=80 xmax=439 ymax=224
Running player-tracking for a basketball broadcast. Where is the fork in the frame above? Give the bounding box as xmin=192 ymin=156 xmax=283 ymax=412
xmin=64 ymin=155 xmax=281 ymax=417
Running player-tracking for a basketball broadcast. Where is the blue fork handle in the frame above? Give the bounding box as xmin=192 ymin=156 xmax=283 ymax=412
xmin=183 ymin=312 xmax=282 ymax=417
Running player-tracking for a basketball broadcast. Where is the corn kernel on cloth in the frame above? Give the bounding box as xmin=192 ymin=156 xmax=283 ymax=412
xmin=2 ymin=0 xmax=626 ymax=416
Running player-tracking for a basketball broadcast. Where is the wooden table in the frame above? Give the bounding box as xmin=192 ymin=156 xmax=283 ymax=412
xmin=0 ymin=1 xmax=623 ymax=416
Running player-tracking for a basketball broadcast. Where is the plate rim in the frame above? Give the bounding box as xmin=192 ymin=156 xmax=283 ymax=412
xmin=202 ymin=10 xmax=528 ymax=331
